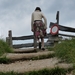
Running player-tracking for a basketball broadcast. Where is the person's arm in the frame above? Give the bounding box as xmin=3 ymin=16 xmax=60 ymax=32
xmin=42 ymin=13 xmax=47 ymax=29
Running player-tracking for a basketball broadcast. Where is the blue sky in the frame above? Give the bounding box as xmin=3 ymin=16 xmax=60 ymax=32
xmin=0 ymin=0 xmax=75 ymax=39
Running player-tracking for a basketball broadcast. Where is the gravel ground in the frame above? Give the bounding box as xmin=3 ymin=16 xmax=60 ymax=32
xmin=0 ymin=57 xmax=59 ymax=73
xmin=0 ymin=49 xmax=73 ymax=74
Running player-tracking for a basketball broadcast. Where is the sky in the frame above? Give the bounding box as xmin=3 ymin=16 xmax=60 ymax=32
xmin=0 ymin=0 xmax=75 ymax=40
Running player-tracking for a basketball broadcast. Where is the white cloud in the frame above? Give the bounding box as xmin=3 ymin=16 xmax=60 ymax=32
xmin=0 ymin=0 xmax=75 ymax=40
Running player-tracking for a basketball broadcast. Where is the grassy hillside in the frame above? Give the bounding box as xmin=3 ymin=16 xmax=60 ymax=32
xmin=0 ymin=39 xmax=13 ymax=56
xmin=0 ymin=39 xmax=13 ymax=63
xmin=0 ymin=38 xmax=75 ymax=75
xmin=49 ymin=39 xmax=75 ymax=63
xmin=48 ymin=38 xmax=75 ymax=74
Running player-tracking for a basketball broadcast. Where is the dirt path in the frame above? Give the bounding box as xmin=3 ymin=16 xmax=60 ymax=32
xmin=5 ymin=50 xmax=54 ymax=60
xmin=0 ymin=57 xmax=73 ymax=73
xmin=0 ymin=48 xmax=73 ymax=74
xmin=0 ymin=58 xmax=58 ymax=73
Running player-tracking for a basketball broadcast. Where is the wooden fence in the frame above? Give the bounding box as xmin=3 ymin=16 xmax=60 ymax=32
xmin=6 ymin=30 xmax=52 ymax=49
xmin=6 ymin=11 xmax=75 ymax=49
xmin=6 ymin=30 xmax=75 ymax=49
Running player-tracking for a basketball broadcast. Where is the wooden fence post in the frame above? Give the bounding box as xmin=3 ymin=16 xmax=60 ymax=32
xmin=6 ymin=37 xmax=10 ymax=45
xmin=56 ymin=11 xmax=59 ymax=24
xmin=8 ymin=30 xmax=12 ymax=47
xmin=34 ymin=32 xmax=37 ymax=49
xmin=55 ymin=11 xmax=59 ymax=44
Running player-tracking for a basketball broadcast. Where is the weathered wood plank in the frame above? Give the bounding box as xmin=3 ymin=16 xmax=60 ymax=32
xmin=12 ymin=35 xmax=34 ymax=40
xmin=12 ymin=33 xmax=51 ymax=40
xmin=50 ymin=22 xmax=75 ymax=32
xmin=8 ymin=30 xmax=12 ymax=47
xmin=13 ymin=43 xmax=34 ymax=48
xmin=59 ymin=33 xmax=75 ymax=37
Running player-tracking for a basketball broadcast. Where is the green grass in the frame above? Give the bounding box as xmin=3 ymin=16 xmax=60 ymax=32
xmin=0 ymin=39 xmax=13 ymax=63
xmin=0 ymin=56 xmax=10 ymax=64
xmin=48 ymin=39 xmax=75 ymax=74
xmin=0 ymin=39 xmax=13 ymax=56
xmin=48 ymin=39 xmax=75 ymax=63
xmin=0 ymin=71 xmax=17 ymax=75
xmin=0 ymin=67 xmax=67 ymax=75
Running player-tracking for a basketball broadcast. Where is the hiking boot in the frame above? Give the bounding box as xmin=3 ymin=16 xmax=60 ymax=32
xmin=39 ymin=42 xmax=41 ymax=49
xmin=41 ymin=48 xmax=45 ymax=51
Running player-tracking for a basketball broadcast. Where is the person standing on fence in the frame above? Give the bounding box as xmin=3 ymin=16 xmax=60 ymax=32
xmin=31 ymin=7 xmax=47 ymax=50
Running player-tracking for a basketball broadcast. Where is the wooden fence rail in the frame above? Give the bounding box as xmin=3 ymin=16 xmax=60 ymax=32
xmin=6 ymin=30 xmax=52 ymax=49
xmin=12 ymin=34 xmax=50 ymax=40
xmin=6 ymin=29 xmax=75 ymax=49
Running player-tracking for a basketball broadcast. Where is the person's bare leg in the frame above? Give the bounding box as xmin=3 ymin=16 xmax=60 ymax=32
xmin=37 ymin=38 xmax=41 ymax=49
xmin=34 ymin=32 xmax=37 ymax=51
xmin=41 ymin=38 xmax=44 ymax=48
xmin=37 ymin=38 xmax=40 ymax=43
xmin=41 ymin=38 xmax=45 ymax=50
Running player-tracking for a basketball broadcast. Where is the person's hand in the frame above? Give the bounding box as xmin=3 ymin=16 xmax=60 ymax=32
xmin=31 ymin=29 xmax=34 ymax=32
xmin=44 ymin=26 xmax=47 ymax=29
xmin=45 ymin=27 xmax=47 ymax=29
xmin=43 ymin=23 xmax=47 ymax=29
